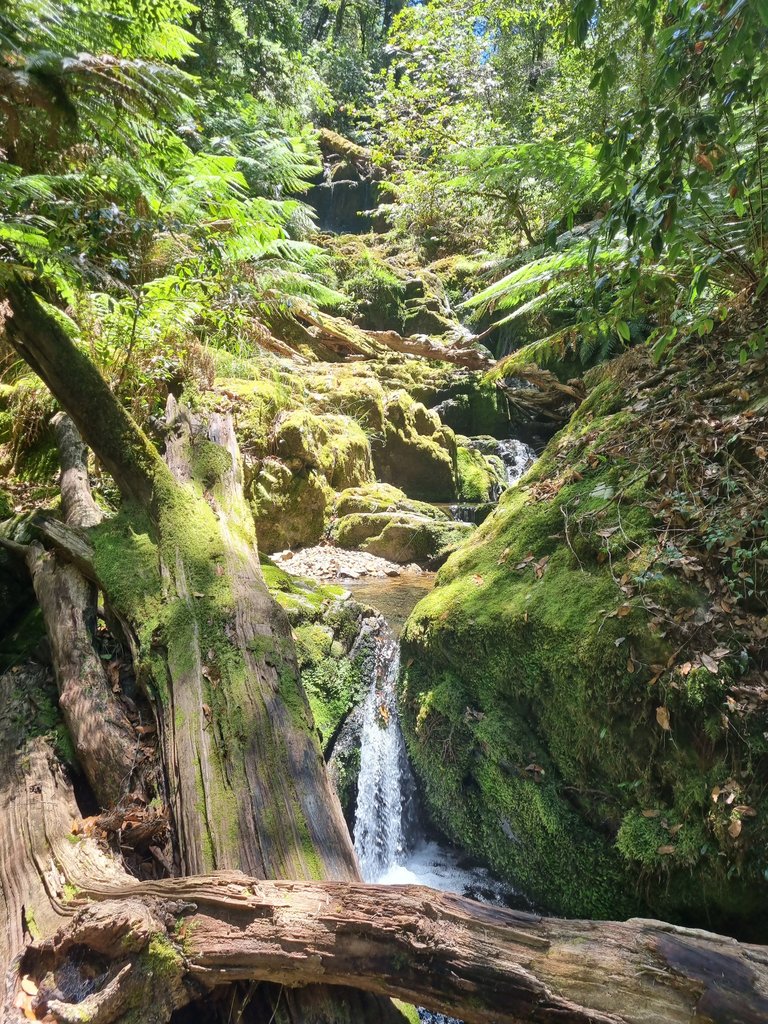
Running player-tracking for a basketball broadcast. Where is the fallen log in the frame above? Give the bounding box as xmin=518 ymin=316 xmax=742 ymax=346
xmin=9 ymin=872 xmax=768 ymax=1024
xmin=369 ymin=329 xmax=495 ymax=370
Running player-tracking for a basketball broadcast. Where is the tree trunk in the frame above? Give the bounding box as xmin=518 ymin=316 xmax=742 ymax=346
xmin=1 ymin=284 xmax=404 ymax=1022
xmin=8 ymin=873 xmax=768 ymax=1024
xmin=367 ymin=329 xmax=495 ymax=370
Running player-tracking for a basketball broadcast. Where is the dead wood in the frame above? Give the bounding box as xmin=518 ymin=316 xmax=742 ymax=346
xmin=8 ymin=873 xmax=768 ymax=1024
xmin=368 ymin=329 xmax=495 ymax=370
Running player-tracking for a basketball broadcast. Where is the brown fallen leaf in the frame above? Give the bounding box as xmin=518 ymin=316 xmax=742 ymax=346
xmin=657 ymin=844 xmax=676 ymax=855
xmin=711 ymin=785 xmax=722 ymax=802
xmin=734 ymin=805 xmax=757 ymax=817
xmin=641 ymin=809 xmax=660 ymax=818
xmin=617 ymin=604 xmax=632 ymax=618
xmin=656 ymin=706 xmax=671 ymax=731
xmin=627 ymin=658 xmax=636 ymax=674
xmin=700 ymin=652 xmax=719 ymax=674
xmin=729 ymin=819 xmax=742 ymax=839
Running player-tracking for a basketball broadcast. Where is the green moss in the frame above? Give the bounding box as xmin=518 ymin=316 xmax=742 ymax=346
xmin=400 ymin=357 xmax=768 ymax=930
xmin=332 ymin=510 xmax=473 ymax=565
xmin=373 ymin=391 xmax=458 ymax=501
xmin=333 ymin=482 xmax=443 ymax=520
xmin=456 ymin=445 xmax=502 ymax=502
xmin=24 ymin=908 xmax=40 ymax=939
xmin=250 ymin=461 xmax=332 ymax=553
xmin=189 ymin=437 xmax=232 ymax=488
xmin=391 ymin=1001 xmax=421 ymax=1024
xmin=0 ymin=488 xmax=12 ymax=518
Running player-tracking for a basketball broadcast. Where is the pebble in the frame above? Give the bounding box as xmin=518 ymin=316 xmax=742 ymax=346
xmin=271 ymin=545 xmax=423 ymax=582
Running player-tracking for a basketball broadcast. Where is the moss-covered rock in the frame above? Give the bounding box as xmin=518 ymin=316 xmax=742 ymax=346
xmin=456 ymin=443 xmax=506 ymax=502
xmin=428 ymin=375 xmax=512 ymax=437
xmin=260 ymin=557 xmax=371 ymax=808
xmin=401 ymin=349 xmax=768 ymax=935
xmin=246 ymin=408 xmax=375 ymax=553
xmin=250 ymin=459 xmax=331 ymax=552
xmin=333 ymin=482 xmax=444 ymax=520
xmin=373 ymin=391 xmax=458 ymax=501
xmin=274 ymin=409 xmax=374 ymax=491
xmin=332 ymin=510 xmax=473 ymax=565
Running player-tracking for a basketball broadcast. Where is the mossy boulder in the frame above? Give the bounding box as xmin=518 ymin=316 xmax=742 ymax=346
xmin=304 ymin=367 xmax=387 ymax=436
xmin=330 ymin=483 xmax=473 ymax=564
xmin=456 ymin=443 xmax=506 ymax=502
xmin=250 ymin=459 xmax=331 ymax=552
xmin=260 ymin=557 xmax=370 ymax=807
xmin=401 ymin=350 xmax=768 ymax=935
xmin=373 ymin=391 xmax=458 ymax=501
xmin=332 ymin=510 xmax=473 ymax=566
xmin=247 ymin=410 xmax=375 ymax=552
xmin=333 ymin=482 xmax=444 ymax=520
xmin=428 ymin=375 xmax=512 ymax=437
xmin=274 ymin=409 xmax=374 ymax=491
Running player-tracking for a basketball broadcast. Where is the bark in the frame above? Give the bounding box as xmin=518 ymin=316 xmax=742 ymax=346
xmin=23 ymin=541 xmax=144 ymax=809
xmin=498 ymin=364 xmax=586 ymax=422
xmin=368 ymin=329 xmax=496 ymax=370
xmin=292 ymin=306 xmax=496 ymax=369
xmin=157 ymin=398 xmax=358 ymax=882
xmin=8 ymin=873 xmax=768 ymax=1024
xmin=0 ymin=664 xmax=130 ymax=980
xmin=51 ymin=411 xmax=103 ymax=529
xmin=16 ymin=415 xmax=144 ymax=809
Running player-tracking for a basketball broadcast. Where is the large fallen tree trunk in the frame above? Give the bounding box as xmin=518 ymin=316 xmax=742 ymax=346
xmin=9 ymin=872 xmax=768 ymax=1024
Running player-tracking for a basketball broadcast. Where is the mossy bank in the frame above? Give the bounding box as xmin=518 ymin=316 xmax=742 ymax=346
xmin=401 ymin=345 xmax=768 ymax=936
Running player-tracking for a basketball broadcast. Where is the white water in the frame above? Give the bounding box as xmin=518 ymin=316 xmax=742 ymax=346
xmin=351 ymin=613 xmax=524 ymax=1024
xmin=352 ymin=616 xmax=520 ymax=907
xmin=496 ymin=438 xmax=536 ymax=486
xmin=352 ymin=620 xmax=417 ymax=881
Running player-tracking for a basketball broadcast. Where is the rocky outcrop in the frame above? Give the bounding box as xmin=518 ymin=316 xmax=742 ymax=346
xmin=330 ymin=484 xmax=472 ymax=565
xmin=307 ymin=130 xmax=384 ymax=233
xmin=249 ymin=410 xmax=375 ymax=552
xmin=373 ymin=391 xmax=458 ymax=501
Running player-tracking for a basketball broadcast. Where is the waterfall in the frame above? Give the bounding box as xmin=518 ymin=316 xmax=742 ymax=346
xmin=352 ymin=615 xmax=417 ymax=882
xmin=496 ymin=438 xmax=535 ymax=486
xmin=349 ymin=606 xmax=527 ymax=1024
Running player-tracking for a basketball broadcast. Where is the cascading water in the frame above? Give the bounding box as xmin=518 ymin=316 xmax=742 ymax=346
xmin=351 ymin=613 xmax=526 ymax=904
xmin=495 ymin=437 xmax=536 ymax=486
xmin=352 ymin=616 xmax=417 ymax=882
xmin=350 ymin=609 xmax=528 ymax=1024
xmin=449 ymin=437 xmax=536 ymax=524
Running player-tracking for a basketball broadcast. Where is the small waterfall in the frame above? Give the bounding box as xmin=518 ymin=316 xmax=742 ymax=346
xmin=496 ymin=438 xmax=536 ymax=486
xmin=352 ymin=615 xmax=417 ymax=882
xmin=448 ymin=502 xmax=495 ymax=525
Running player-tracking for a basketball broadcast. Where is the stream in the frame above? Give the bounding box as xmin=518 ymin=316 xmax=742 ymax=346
xmin=290 ymin=436 xmax=536 ymax=1021
xmin=343 ymin=582 xmax=529 ymax=1024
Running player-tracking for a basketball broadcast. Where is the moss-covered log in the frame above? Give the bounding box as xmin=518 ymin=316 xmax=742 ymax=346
xmin=2 ymin=282 xmax=408 ymax=1023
